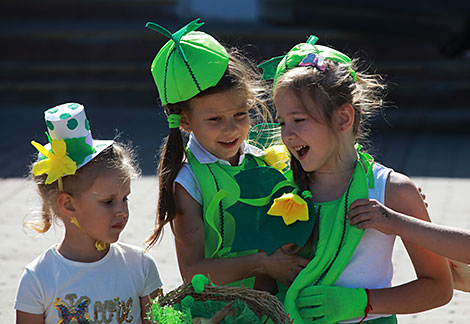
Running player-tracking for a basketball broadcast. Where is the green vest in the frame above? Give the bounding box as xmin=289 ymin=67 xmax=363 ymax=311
xmin=282 ymin=148 xmax=375 ymax=324
xmin=186 ymin=148 xmax=266 ymax=287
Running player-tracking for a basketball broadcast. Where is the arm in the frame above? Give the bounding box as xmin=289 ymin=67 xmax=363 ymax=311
xmin=448 ymin=260 xmax=470 ymax=292
xmin=173 ymin=184 xmax=309 ymax=286
xmin=349 ymin=198 xmax=470 ymax=264
xmin=361 ymin=172 xmax=453 ymax=314
xmin=140 ymin=288 xmax=163 ymax=324
xmin=16 ymin=311 xmax=44 ymax=324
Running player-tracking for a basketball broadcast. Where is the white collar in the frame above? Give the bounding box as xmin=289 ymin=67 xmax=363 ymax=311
xmin=187 ymin=133 xmax=264 ymax=166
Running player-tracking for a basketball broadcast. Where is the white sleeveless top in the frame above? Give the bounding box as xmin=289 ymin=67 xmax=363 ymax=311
xmin=337 ymin=162 xmax=396 ymax=323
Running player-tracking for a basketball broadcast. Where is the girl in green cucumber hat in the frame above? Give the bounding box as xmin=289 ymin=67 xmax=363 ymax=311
xmin=145 ymin=19 xmax=311 ymax=289
xmin=259 ymin=36 xmax=453 ymax=323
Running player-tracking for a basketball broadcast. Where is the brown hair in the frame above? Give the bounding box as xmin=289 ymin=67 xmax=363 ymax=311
xmin=146 ymin=47 xmax=272 ymax=249
xmin=273 ymin=59 xmax=386 ymax=191
xmin=26 ymin=142 xmax=139 ymax=233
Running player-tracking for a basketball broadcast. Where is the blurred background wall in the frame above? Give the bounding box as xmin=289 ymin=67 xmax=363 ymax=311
xmin=1 ymin=0 xmax=469 ymax=177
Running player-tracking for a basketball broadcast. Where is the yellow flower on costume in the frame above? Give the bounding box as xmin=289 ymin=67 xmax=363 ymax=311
xmin=267 ymin=193 xmax=309 ymax=225
xmin=31 ymin=139 xmax=77 ymax=184
xmin=264 ymin=144 xmax=290 ymax=173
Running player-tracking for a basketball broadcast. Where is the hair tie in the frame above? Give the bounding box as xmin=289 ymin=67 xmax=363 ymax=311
xmin=350 ymin=68 xmax=358 ymax=82
xmin=168 ymin=114 xmax=181 ymax=129
xmin=301 ymin=190 xmax=312 ymax=200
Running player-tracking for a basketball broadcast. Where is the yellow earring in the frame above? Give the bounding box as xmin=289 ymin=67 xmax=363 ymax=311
xmin=95 ymin=241 xmax=107 ymax=251
xmin=71 ymin=216 xmax=82 ymax=230
xmin=71 ymin=217 xmax=107 ymax=251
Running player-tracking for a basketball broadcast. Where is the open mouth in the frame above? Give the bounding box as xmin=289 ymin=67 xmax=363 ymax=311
xmin=294 ymin=145 xmax=309 ymax=160
xmin=218 ymin=138 xmax=238 ymax=148
xmin=112 ymin=223 xmax=125 ymax=230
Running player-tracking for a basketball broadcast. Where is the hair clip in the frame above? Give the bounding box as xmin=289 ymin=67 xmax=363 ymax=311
xmin=299 ymin=53 xmax=326 ymax=71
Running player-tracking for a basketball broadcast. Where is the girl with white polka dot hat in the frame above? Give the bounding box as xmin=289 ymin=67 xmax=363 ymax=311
xmin=15 ymin=103 xmax=163 ymax=324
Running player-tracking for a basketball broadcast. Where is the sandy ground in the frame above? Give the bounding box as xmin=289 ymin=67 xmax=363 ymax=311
xmin=1 ymin=176 xmax=470 ymax=323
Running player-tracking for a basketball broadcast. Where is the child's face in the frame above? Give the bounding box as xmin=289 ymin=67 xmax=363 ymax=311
xmin=72 ymin=169 xmax=131 ymax=245
xmin=183 ymin=88 xmax=250 ymax=166
xmin=275 ymin=90 xmax=338 ymax=173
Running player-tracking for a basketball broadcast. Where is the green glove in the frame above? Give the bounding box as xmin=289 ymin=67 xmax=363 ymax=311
xmin=296 ymin=285 xmax=367 ymax=324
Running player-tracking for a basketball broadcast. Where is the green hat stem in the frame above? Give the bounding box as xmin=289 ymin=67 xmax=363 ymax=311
xmin=146 ymin=18 xmax=204 ymax=63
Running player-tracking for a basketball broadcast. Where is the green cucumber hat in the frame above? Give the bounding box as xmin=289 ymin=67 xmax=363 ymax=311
xmin=258 ymin=35 xmax=357 ymax=86
xmin=147 ymin=18 xmax=229 ymax=106
xmin=31 ymin=102 xmax=113 ymax=186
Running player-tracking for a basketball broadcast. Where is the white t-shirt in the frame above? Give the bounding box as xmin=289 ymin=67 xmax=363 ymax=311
xmin=14 ymin=242 xmax=162 ymax=324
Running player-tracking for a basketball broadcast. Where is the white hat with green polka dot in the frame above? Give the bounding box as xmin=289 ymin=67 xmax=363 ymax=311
xmin=38 ymin=102 xmax=113 ymax=169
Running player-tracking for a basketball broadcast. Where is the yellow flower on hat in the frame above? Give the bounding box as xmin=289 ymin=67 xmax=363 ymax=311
xmin=267 ymin=192 xmax=309 ymax=225
xmin=264 ymin=144 xmax=290 ymax=173
xmin=31 ymin=139 xmax=77 ymax=184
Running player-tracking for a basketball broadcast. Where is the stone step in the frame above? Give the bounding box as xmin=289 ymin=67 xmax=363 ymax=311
xmin=0 ymin=0 xmax=178 ymax=21
xmin=1 ymin=17 xmax=465 ymax=61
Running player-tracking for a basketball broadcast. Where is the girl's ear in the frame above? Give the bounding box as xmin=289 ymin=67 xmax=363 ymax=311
xmin=336 ymin=103 xmax=355 ymax=132
xmin=57 ymin=192 xmax=77 ymax=220
xmin=179 ymin=112 xmax=191 ymax=132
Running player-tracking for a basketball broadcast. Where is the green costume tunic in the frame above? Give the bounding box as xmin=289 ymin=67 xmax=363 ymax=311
xmin=186 ymin=148 xmax=266 ymax=287
xmin=281 ymin=150 xmax=392 ymax=324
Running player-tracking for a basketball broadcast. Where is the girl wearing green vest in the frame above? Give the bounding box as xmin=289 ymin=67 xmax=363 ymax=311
xmin=144 ymin=19 xmax=309 ymax=288
xmin=259 ymin=36 xmax=453 ymax=323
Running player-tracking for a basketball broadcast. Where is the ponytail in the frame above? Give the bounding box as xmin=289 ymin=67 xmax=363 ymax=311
xmin=146 ymin=107 xmax=186 ymax=249
xmin=24 ymin=190 xmax=53 ymax=233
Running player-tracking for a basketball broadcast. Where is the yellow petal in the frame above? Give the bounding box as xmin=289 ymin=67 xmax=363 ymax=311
xmin=284 ymin=203 xmax=309 ymax=224
xmin=290 ymin=193 xmax=306 ymax=205
xmin=31 ymin=140 xmax=51 ymax=158
xmin=51 ymin=139 xmax=67 ymax=156
xmin=45 ymin=168 xmax=63 ymax=184
xmin=267 ymin=193 xmax=309 ymax=225
xmin=32 ymin=159 xmax=52 ymax=176
xmin=60 ymin=156 xmax=77 ymax=175
xmin=264 ymin=144 xmax=290 ymax=172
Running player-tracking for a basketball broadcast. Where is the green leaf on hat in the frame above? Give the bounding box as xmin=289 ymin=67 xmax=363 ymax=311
xmin=146 ymin=18 xmax=204 ymax=63
xmin=64 ymin=137 xmax=96 ymax=165
xmin=258 ymin=55 xmax=283 ymax=80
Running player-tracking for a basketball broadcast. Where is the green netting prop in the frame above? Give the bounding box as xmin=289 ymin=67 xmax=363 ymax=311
xmin=247 ymin=123 xmax=282 ymax=150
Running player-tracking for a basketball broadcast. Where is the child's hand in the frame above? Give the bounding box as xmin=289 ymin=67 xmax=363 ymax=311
xmin=449 ymin=259 xmax=470 ymax=292
xmin=261 ymin=243 xmax=309 ymax=287
xmin=296 ymin=285 xmax=367 ymax=324
xmin=418 ymin=186 xmax=429 ymax=208
xmin=348 ymin=199 xmax=397 ymax=235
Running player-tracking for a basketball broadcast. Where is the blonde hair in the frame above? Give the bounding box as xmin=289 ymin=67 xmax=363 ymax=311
xmin=273 ymin=59 xmax=386 ymax=191
xmin=26 ymin=142 xmax=139 ymax=233
xmin=146 ymin=47 xmax=272 ymax=249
